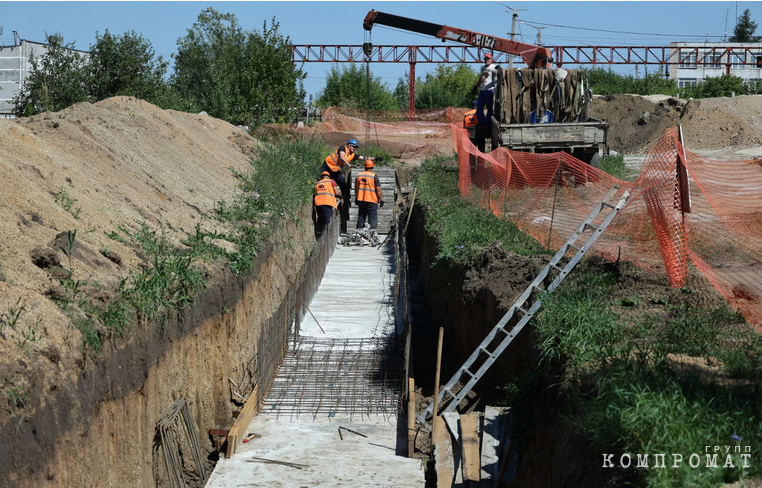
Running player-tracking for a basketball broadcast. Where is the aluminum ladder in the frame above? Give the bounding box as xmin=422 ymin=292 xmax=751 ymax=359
xmin=418 ymin=185 xmax=631 ymax=424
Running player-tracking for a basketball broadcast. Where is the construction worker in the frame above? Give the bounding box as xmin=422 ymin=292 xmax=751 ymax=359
xmin=321 ymin=138 xmax=369 ymax=189
xmin=313 ymin=171 xmax=341 ymax=237
xmin=354 ymin=159 xmax=384 ymax=236
xmin=322 ymin=138 xmax=369 ymax=232
xmin=474 ymin=53 xmax=497 ymax=127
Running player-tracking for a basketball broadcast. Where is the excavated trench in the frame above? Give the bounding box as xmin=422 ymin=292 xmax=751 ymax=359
xmin=405 ymin=203 xmax=619 ymax=488
xmin=8 ymin=193 xmax=607 ymax=488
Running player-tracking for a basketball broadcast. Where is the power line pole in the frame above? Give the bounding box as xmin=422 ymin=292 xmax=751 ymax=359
xmin=498 ymin=3 xmax=527 ymax=69
xmin=521 ymin=21 xmax=547 ymax=45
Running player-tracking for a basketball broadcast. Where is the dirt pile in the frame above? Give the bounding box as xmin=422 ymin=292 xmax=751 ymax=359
xmin=0 ymin=97 xmax=278 ymax=487
xmin=592 ymin=93 xmax=762 ymax=155
xmin=1 ymin=96 xmax=262 ymax=368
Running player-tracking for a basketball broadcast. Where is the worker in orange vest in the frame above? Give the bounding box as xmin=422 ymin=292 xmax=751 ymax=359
xmin=354 ymin=160 xmax=384 ymax=236
xmin=321 ymin=138 xmax=369 ymax=195
xmin=313 ymin=171 xmax=341 ymax=237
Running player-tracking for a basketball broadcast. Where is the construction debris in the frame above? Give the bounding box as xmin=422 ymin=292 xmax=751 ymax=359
xmin=339 ymin=227 xmax=381 ymax=247
xmin=338 ymin=425 xmax=368 ymax=438
xmin=245 ymin=457 xmax=309 ymax=469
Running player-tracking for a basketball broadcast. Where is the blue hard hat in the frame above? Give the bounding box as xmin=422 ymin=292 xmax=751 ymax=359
xmin=347 ymin=139 xmax=359 ymax=147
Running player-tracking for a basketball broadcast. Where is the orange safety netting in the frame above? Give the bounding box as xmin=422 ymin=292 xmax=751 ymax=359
xmin=452 ymin=124 xmax=762 ymax=332
xmin=317 ymin=107 xmax=762 ymax=331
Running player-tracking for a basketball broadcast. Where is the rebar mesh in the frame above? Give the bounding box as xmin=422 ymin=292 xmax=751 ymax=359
xmin=261 ymin=335 xmax=403 ymax=422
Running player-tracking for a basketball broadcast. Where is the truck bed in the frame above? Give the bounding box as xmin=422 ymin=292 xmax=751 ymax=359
xmin=490 ymin=119 xmax=608 ymax=153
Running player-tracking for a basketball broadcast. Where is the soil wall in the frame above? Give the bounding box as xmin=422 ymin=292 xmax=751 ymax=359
xmin=2 ymin=204 xmax=322 ymax=488
xmin=406 ymin=205 xmax=544 ymax=404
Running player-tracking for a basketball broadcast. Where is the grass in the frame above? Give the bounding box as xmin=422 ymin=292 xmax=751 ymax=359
xmin=599 ymin=154 xmax=638 ymax=182
xmin=413 ymin=155 xmax=545 ymax=266
xmin=53 ymin=186 xmax=82 ymax=220
xmin=208 ymin=137 xmax=329 ymax=275
xmin=1 ymin=297 xmax=44 ymax=354
xmin=117 ymin=222 xmax=207 ymax=326
xmin=517 ymin=264 xmax=762 ymax=487
xmin=3 ymin=383 xmax=30 ymax=432
xmin=414 ymin=157 xmax=761 ymax=487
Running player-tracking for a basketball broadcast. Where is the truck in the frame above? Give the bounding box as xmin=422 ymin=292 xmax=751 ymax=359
xmin=362 ymin=10 xmax=608 ymax=166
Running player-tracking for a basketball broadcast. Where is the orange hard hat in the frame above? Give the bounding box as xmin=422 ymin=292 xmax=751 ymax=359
xmin=321 ymin=171 xmax=330 ymax=177
xmin=364 ymin=160 xmax=374 ymax=169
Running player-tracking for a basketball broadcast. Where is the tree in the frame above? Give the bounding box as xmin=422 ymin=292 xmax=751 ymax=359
xmin=13 ymin=33 xmax=88 ymax=116
xmin=729 ymin=8 xmax=761 ymax=42
xmin=239 ymin=19 xmax=306 ymax=125
xmin=316 ymin=63 xmax=397 ymax=111
xmin=172 ymin=8 xmax=305 ymax=126
xmin=680 ymin=74 xmax=748 ymax=98
xmin=171 ymin=8 xmax=245 ymax=118
xmin=587 ymin=67 xmax=677 ymax=97
xmin=87 ymin=30 xmax=170 ymax=104
xmin=414 ymin=64 xmax=477 ymax=109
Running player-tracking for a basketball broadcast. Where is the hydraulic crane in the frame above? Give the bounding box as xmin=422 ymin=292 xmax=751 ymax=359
xmin=362 ymin=10 xmax=552 ymax=69
xmin=363 ymin=9 xmax=608 ymax=166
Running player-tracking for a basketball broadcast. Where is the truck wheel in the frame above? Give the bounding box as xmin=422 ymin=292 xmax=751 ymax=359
xmin=589 ymin=153 xmax=600 ymax=169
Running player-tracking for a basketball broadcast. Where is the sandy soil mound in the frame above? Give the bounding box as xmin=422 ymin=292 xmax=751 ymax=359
xmin=0 ymin=96 xmax=262 ymax=409
xmin=593 ymin=93 xmax=762 ymax=155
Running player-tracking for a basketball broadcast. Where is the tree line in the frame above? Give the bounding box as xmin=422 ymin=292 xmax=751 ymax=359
xmin=14 ymin=8 xmax=305 ymax=128
xmin=14 ymin=7 xmax=762 ymax=124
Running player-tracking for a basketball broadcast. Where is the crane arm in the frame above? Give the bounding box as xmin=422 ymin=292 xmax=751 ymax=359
xmin=363 ymin=10 xmax=552 ymax=68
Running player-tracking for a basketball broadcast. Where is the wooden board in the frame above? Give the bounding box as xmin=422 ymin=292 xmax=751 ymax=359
xmin=408 ymin=377 xmax=416 ymax=457
xmin=442 ymin=412 xmax=463 ymax=486
xmin=433 ymin=417 xmax=454 ymax=488
xmin=481 ymin=406 xmax=509 ymax=487
xmin=225 ymin=387 xmax=259 ymax=458
xmin=460 ymin=413 xmax=481 ymax=487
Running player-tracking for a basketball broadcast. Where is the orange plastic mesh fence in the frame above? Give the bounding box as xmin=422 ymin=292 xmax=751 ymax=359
xmin=317 ymin=108 xmax=762 ymax=331
xmin=322 ymin=107 xmax=455 ymax=137
xmin=453 ymin=124 xmax=762 ymax=332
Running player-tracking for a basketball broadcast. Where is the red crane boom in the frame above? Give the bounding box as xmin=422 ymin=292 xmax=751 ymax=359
xmin=362 ymin=10 xmax=552 ymax=68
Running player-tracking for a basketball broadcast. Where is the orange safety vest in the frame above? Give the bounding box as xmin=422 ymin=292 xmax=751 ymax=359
xmin=464 ymin=109 xmax=478 ymax=128
xmin=355 ymin=170 xmax=379 ymax=204
xmin=325 ymin=146 xmax=357 ymax=172
xmin=314 ymin=178 xmax=339 ymax=208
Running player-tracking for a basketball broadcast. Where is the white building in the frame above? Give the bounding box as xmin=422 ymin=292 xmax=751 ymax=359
xmin=669 ymin=42 xmax=762 ymax=88
xmin=0 ymin=31 xmax=55 ymax=117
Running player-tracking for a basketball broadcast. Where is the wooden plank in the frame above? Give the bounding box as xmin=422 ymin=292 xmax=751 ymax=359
xmin=408 ymin=377 xmax=416 ymax=457
xmin=480 ymin=406 xmax=509 ymax=487
xmin=460 ymin=413 xmax=481 ymax=487
xmin=442 ymin=412 xmax=463 ymax=486
xmin=225 ymin=387 xmax=259 ymax=458
xmin=433 ymin=416 xmax=454 ymax=488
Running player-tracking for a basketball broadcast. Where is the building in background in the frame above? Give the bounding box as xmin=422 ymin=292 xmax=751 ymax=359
xmin=669 ymin=42 xmax=762 ymax=88
xmin=0 ymin=31 xmax=55 ymax=117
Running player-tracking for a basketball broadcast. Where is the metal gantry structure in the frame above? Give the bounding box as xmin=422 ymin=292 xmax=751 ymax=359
xmin=292 ymin=43 xmax=762 ymax=68
xmin=292 ymin=44 xmax=762 ymax=115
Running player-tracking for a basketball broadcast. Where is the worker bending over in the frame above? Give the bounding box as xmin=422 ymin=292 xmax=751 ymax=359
xmin=321 ymin=138 xmax=371 ymax=192
xmin=354 ymin=160 xmax=384 ymax=237
xmin=313 ymin=171 xmax=341 ymax=238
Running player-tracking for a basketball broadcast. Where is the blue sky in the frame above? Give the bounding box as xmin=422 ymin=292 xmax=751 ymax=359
xmin=2 ymin=1 xmax=760 ymax=99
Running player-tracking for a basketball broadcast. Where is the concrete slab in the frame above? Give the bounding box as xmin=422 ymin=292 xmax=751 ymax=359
xmin=298 ymin=244 xmax=396 ymax=339
xmin=206 ymin=414 xmax=425 ymax=488
xmin=206 ymin=241 xmax=425 ymax=487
